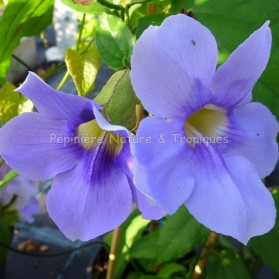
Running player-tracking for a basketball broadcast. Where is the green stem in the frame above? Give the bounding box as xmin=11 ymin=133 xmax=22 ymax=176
xmin=97 ymin=0 xmax=123 ymax=10
xmin=56 ymin=71 xmax=70 ymax=91
xmin=80 ymin=38 xmax=95 ymax=55
xmin=127 ymin=0 xmax=151 ymax=7
xmin=0 ymin=170 xmax=18 ymax=190
xmin=76 ymin=13 xmax=86 ymax=52
xmin=124 ymin=6 xmax=130 ymax=26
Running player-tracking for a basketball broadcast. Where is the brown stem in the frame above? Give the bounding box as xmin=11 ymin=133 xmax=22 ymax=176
xmin=150 ymin=220 xmax=159 ymax=232
xmin=106 ymin=226 xmax=122 ymax=279
xmin=191 ymin=232 xmax=219 ymax=279
xmin=146 ymin=2 xmax=157 ymax=15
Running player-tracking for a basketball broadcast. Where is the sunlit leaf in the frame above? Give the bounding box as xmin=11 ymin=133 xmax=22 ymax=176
xmin=0 ymin=0 xmax=54 ymax=82
xmin=0 ymin=82 xmax=27 ymax=124
xmin=65 ymin=45 xmax=101 ymax=96
xmin=0 ymin=170 xmax=19 ymax=190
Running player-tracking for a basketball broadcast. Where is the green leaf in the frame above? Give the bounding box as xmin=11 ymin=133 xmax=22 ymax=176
xmin=95 ymin=14 xmax=135 ymax=69
xmin=0 ymin=82 xmax=32 ymax=124
xmin=0 ymin=82 xmax=27 ymax=125
xmin=135 ymin=14 xmax=166 ymax=39
xmin=192 ymin=0 xmax=279 ymax=120
xmin=126 ymin=272 xmax=158 ymax=279
xmin=204 ymin=250 xmax=252 ymax=279
xmin=0 ymin=0 xmax=54 ymax=82
xmin=0 ymin=170 xmax=19 ymax=190
xmin=0 ymin=216 xmax=12 ymax=262
xmin=104 ymin=210 xmax=149 ymax=279
xmin=61 ymin=0 xmax=105 ymax=14
xmin=157 ymin=263 xmax=186 ymax=278
xmin=249 ymin=189 xmax=279 ymax=274
xmin=95 ymin=69 xmax=138 ymax=130
xmin=130 ymin=206 xmax=210 ymax=265
xmin=1 ymin=210 xmax=19 ymax=227
xmin=65 ymin=45 xmax=101 ymax=96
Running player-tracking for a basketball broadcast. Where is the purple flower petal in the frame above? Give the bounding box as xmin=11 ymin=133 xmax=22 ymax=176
xmin=114 ymin=140 xmax=165 ymax=220
xmin=16 ymin=72 xmax=100 ymax=124
xmin=132 ymin=117 xmax=194 ymax=214
xmin=0 ymin=166 xmax=40 ymax=223
xmin=46 ymin=154 xmax=132 ymax=241
xmin=93 ymin=106 xmax=130 ymax=137
xmin=222 ymin=102 xmax=279 ymax=178
xmin=212 ymin=21 xmax=271 ymax=108
xmin=156 ymin=15 xmax=218 ymax=92
xmin=185 ymin=143 xmax=276 ymax=244
xmin=21 ymin=197 xmax=40 ymax=223
xmin=0 ymin=174 xmax=37 ymax=209
xmin=0 ymin=112 xmax=82 ymax=180
xmin=130 ymin=14 xmax=218 ymax=118
xmin=131 ymin=15 xmax=278 ymax=243
xmin=130 ymin=180 xmax=165 ymax=220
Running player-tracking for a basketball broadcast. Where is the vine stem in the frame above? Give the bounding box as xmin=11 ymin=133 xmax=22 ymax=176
xmin=76 ymin=13 xmax=86 ymax=52
xmin=191 ymin=232 xmax=219 ymax=279
xmin=106 ymin=226 xmax=122 ymax=279
xmin=97 ymin=0 xmax=123 ymax=10
xmin=0 ymin=170 xmax=19 ymax=190
xmin=56 ymin=71 xmax=70 ymax=91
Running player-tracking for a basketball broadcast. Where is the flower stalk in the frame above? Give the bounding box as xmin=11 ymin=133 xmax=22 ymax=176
xmin=191 ymin=232 xmax=219 ymax=279
xmin=106 ymin=226 xmax=122 ymax=279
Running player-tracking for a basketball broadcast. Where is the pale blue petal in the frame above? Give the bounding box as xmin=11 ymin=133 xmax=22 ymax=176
xmin=221 ymin=102 xmax=279 ymax=178
xmin=21 ymin=197 xmax=40 ymax=223
xmin=16 ymin=72 xmax=101 ymax=124
xmin=130 ymin=180 xmax=165 ymax=220
xmin=131 ymin=14 xmax=217 ymax=118
xmin=212 ymin=21 xmax=271 ymax=108
xmin=185 ymin=142 xmax=276 ymax=244
xmin=133 ymin=116 xmax=194 ymax=214
xmin=0 ymin=112 xmax=82 ymax=180
xmin=47 ymin=153 xmax=132 ymax=241
xmin=93 ymin=105 xmax=130 ymax=137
